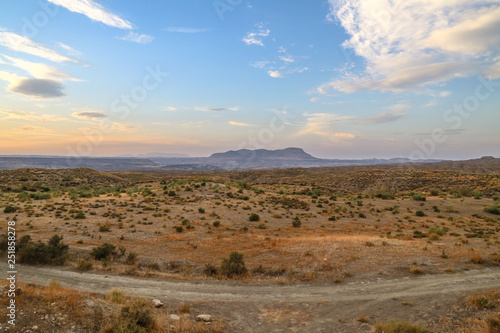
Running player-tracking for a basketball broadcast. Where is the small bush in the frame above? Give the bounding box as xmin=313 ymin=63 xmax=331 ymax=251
xmin=249 ymin=213 xmax=260 ymax=221
xmin=107 ymin=288 xmax=125 ymax=304
xmin=74 ymin=212 xmax=86 ymax=219
xmin=126 ymin=252 xmax=138 ymax=265
xmin=409 ymin=266 xmax=424 ymax=274
xmin=198 ymin=207 xmax=205 ymax=213
xmin=90 ymin=243 xmax=116 ymax=261
xmin=292 ymin=216 xmax=301 ymax=228
xmin=203 ymin=263 xmax=218 ymax=277
xmin=107 ymin=301 xmax=156 ymax=333
xmin=167 ymin=190 xmax=176 ymax=197
xmin=373 ymin=319 xmax=427 ymax=333
xmin=175 ymin=226 xmax=183 ymax=233
xmin=77 ymin=260 xmax=93 ymax=271
xmin=4 ymin=205 xmax=17 ymax=214
xmin=484 ymin=205 xmax=500 ymax=215
xmin=411 ymin=193 xmax=426 ymax=201
xmin=415 ymin=210 xmax=425 ymax=217
xmin=375 ymin=189 xmax=395 ymax=199
xmin=468 ymin=294 xmax=497 ymax=309
xmin=213 ymin=220 xmax=221 ymax=227
xmin=99 ymin=224 xmax=110 ymax=232
xmin=220 ymin=251 xmax=247 ymax=278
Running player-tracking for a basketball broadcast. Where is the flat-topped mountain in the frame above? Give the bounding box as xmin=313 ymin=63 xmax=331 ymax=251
xmin=209 ymin=147 xmax=318 ymax=160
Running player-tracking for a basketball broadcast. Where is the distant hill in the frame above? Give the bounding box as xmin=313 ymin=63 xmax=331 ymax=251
xmin=209 ymin=147 xmax=317 ymax=160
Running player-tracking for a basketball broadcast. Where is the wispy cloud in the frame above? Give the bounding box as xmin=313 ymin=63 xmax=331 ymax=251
xmin=47 ymin=0 xmax=132 ymax=29
xmin=194 ymin=106 xmax=239 ymax=112
xmin=242 ymin=23 xmax=270 ymax=46
xmin=320 ymin=0 xmax=500 ymax=93
xmin=164 ymin=27 xmax=210 ymax=33
xmin=0 ymin=109 xmax=68 ymax=122
xmin=1 ymin=55 xmax=77 ymax=81
xmin=268 ymin=67 xmax=309 ymax=78
xmin=228 ymin=121 xmax=253 ymax=127
xmin=0 ymin=31 xmax=75 ymax=62
xmin=296 ymin=113 xmax=356 ymax=140
xmin=359 ymin=104 xmax=410 ymax=124
xmin=72 ymin=109 xmax=107 ymax=120
xmin=117 ymin=32 xmax=154 ymax=44
xmin=58 ymin=42 xmax=82 ymax=57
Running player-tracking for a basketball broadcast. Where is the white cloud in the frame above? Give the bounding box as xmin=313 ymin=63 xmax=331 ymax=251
xmin=242 ymin=24 xmax=270 ymax=46
xmin=296 ymin=113 xmax=356 ymax=140
xmin=268 ymin=70 xmax=283 ymax=78
xmin=1 ymin=55 xmax=77 ymax=81
xmin=47 ymin=0 xmax=132 ymax=29
xmin=310 ymin=97 xmax=321 ymax=102
xmin=0 ymin=31 xmax=75 ymax=62
xmin=322 ymin=0 xmax=500 ymax=93
xmin=165 ymin=106 xmax=176 ymax=111
xmin=117 ymin=32 xmax=154 ymax=44
xmin=228 ymin=121 xmax=253 ymax=127
xmin=250 ymin=61 xmax=272 ymax=69
xmin=58 ymin=42 xmax=82 ymax=57
xmin=279 ymin=55 xmax=294 ymax=63
xmin=164 ymin=27 xmax=209 ymax=33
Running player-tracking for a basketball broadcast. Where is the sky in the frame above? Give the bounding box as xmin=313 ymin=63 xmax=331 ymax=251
xmin=0 ymin=0 xmax=499 ymax=160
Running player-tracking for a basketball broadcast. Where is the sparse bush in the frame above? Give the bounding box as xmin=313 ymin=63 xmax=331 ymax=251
xmin=415 ymin=210 xmax=425 ymax=217
xmin=106 ymin=301 xmax=156 ymax=333
xmin=198 ymin=207 xmax=205 ymax=213
xmin=220 ymin=251 xmax=247 ymax=278
xmin=292 ymin=216 xmax=301 ymax=228
xmin=175 ymin=226 xmax=183 ymax=233
xmin=409 ymin=266 xmax=424 ymax=274
xmin=213 ymin=220 xmax=221 ymax=227
xmin=249 ymin=213 xmax=260 ymax=222
xmin=77 ymin=260 xmax=93 ymax=271
xmin=107 ymin=288 xmax=125 ymax=304
xmin=99 ymin=224 xmax=110 ymax=232
xmin=90 ymin=243 xmax=116 ymax=261
xmin=167 ymin=190 xmax=176 ymax=197
xmin=468 ymin=294 xmax=497 ymax=309
xmin=4 ymin=205 xmax=17 ymax=214
xmin=411 ymin=193 xmax=426 ymax=201
xmin=74 ymin=212 xmax=86 ymax=219
xmin=126 ymin=252 xmax=137 ymax=265
xmin=374 ymin=189 xmax=395 ymax=199
xmin=203 ymin=263 xmax=219 ymax=277
xmin=373 ymin=319 xmax=427 ymax=333
xmin=484 ymin=205 xmax=500 ymax=215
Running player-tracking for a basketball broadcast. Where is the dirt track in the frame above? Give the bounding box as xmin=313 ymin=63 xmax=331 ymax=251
xmin=4 ymin=263 xmax=500 ymax=332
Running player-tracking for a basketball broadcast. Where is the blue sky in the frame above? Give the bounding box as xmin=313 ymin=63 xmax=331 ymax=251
xmin=0 ymin=0 xmax=499 ymax=159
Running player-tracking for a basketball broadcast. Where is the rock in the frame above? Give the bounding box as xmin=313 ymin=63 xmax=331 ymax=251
xmin=152 ymin=299 xmax=164 ymax=308
xmin=196 ymin=314 xmax=212 ymax=322
xmin=169 ymin=314 xmax=180 ymax=320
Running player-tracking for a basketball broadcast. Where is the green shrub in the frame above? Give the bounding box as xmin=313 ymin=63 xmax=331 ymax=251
xmin=175 ymin=226 xmax=183 ymax=233
xmin=198 ymin=207 xmax=205 ymax=213
xmin=74 ymin=212 xmax=86 ymax=219
xmin=374 ymin=189 xmax=395 ymax=199
xmin=292 ymin=216 xmax=301 ymax=228
xmin=484 ymin=205 xmax=500 ymax=215
xmin=90 ymin=243 xmax=116 ymax=261
xmin=167 ymin=190 xmax=176 ymax=197
xmin=203 ymin=263 xmax=218 ymax=277
xmin=249 ymin=213 xmax=260 ymax=221
xmin=411 ymin=193 xmax=426 ymax=201
xmin=415 ymin=210 xmax=425 ymax=217
xmin=220 ymin=251 xmax=247 ymax=278
xmin=126 ymin=252 xmax=138 ymax=265
xmin=4 ymin=205 xmax=17 ymax=214
xmin=18 ymin=234 xmax=68 ymax=265
xmin=213 ymin=221 xmax=220 ymax=227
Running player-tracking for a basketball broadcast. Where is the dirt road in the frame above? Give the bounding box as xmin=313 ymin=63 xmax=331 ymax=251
xmin=4 ymin=263 xmax=500 ymax=332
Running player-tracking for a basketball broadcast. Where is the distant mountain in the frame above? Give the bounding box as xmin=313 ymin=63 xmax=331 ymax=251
xmin=209 ymin=147 xmax=317 ymax=160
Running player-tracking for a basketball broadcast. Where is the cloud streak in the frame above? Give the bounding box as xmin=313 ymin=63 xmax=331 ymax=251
xmin=117 ymin=32 xmax=154 ymax=44
xmin=47 ymin=0 xmax=132 ymax=29
xmin=0 ymin=31 xmax=75 ymax=62
xmin=242 ymin=23 xmax=270 ymax=46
